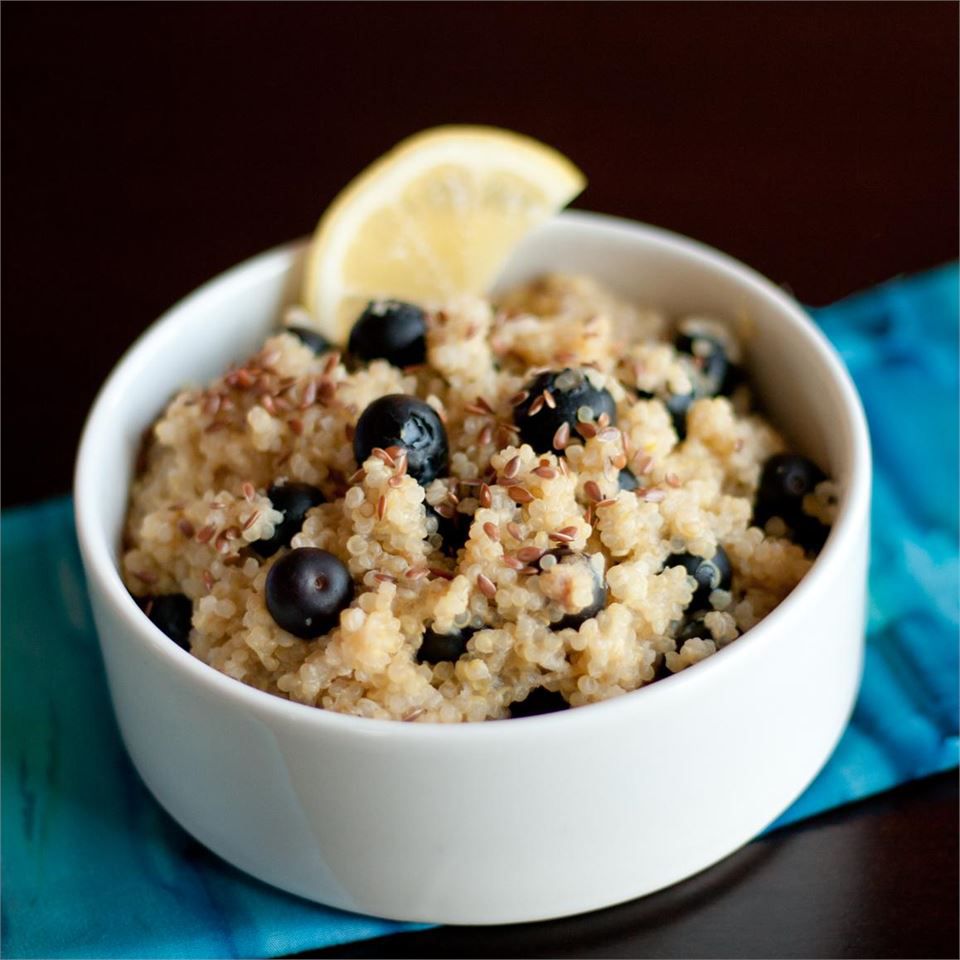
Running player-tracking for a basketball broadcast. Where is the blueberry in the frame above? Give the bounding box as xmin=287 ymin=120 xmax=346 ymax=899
xmin=514 ymin=369 xmax=616 ymax=455
xmin=509 ymin=686 xmax=570 ymax=718
xmin=287 ymin=326 xmax=332 ymax=355
xmin=675 ymin=612 xmax=710 ymax=646
xmin=348 ymin=300 xmax=426 ymax=368
xmin=664 ymin=547 xmax=732 ymax=612
xmin=792 ymin=513 xmax=831 ymax=554
xmin=664 ymin=390 xmax=695 ymax=439
xmin=674 ymin=329 xmax=729 ymax=395
xmin=416 ymin=625 xmax=474 ymax=664
xmin=354 ymin=395 xmax=449 ymax=485
xmin=652 ymin=655 xmax=673 ymax=681
xmin=618 ymin=468 xmax=640 ymax=492
xmin=137 ymin=594 xmax=193 ymax=649
xmin=718 ymin=362 xmax=746 ymax=398
xmin=542 ymin=553 xmax=607 ymax=630
xmin=265 ymin=547 xmax=354 ymax=639
xmin=634 ymin=387 xmax=694 ymax=440
xmin=426 ymin=503 xmax=469 ymax=557
xmin=253 ymin=482 xmax=325 ymax=558
xmin=754 ymin=454 xmax=827 ymax=528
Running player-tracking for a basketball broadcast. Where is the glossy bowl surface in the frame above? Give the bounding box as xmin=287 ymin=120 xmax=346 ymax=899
xmin=75 ymin=211 xmax=871 ymax=924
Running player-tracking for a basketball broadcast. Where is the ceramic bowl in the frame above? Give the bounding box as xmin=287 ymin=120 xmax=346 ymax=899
xmin=74 ymin=211 xmax=871 ymax=924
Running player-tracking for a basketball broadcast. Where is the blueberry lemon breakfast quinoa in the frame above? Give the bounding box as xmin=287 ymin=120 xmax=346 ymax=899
xmin=123 ymin=274 xmax=839 ymax=721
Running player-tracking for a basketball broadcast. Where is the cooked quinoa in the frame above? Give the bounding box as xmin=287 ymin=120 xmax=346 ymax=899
xmin=123 ymin=274 xmax=837 ymax=722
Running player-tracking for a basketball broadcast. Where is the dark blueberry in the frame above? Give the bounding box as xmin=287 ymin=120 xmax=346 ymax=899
xmin=509 ymin=686 xmax=570 ymax=718
xmin=652 ymin=656 xmax=673 ymax=681
xmin=718 ymin=362 xmax=746 ymax=398
xmin=664 ymin=390 xmax=695 ymax=440
xmin=426 ymin=503 xmax=469 ymax=557
xmin=664 ymin=547 xmax=732 ymax=612
xmin=754 ymin=454 xmax=827 ymax=528
xmin=287 ymin=326 xmax=332 ymax=355
xmin=675 ymin=613 xmax=710 ymax=646
xmin=674 ymin=329 xmax=729 ymax=395
xmin=348 ymin=300 xmax=426 ymax=368
xmin=253 ymin=482 xmax=325 ymax=558
xmin=416 ymin=625 xmax=474 ymax=664
xmin=633 ymin=386 xmax=693 ymax=440
xmin=545 ymin=554 xmax=607 ymax=630
xmin=513 ymin=369 xmax=616 ymax=455
xmin=792 ymin=513 xmax=831 ymax=554
xmin=354 ymin=395 xmax=449 ymax=485
xmin=265 ymin=547 xmax=354 ymax=639
xmin=618 ymin=467 xmax=640 ymax=492
xmin=137 ymin=594 xmax=193 ymax=649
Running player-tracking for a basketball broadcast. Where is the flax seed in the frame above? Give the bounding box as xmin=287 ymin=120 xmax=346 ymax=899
xmin=196 ymin=524 xmax=216 ymax=544
xmin=633 ymin=453 xmax=653 ymax=474
xmin=479 ymin=483 xmax=493 ymax=508
xmin=517 ymin=546 xmax=544 ymax=563
xmin=476 ymin=574 xmax=497 ymax=599
xmin=300 ymin=379 xmax=317 ymax=408
xmin=532 ymin=466 xmax=557 ymax=480
xmin=507 ymin=485 xmax=534 ymax=504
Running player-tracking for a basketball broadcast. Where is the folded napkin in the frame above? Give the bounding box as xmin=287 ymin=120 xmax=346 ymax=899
xmin=2 ymin=265 xmax=957 ymax=959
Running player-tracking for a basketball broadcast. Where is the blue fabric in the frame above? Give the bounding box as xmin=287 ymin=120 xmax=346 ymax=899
xmin=2 ymin=265 xmax=957 ymax=958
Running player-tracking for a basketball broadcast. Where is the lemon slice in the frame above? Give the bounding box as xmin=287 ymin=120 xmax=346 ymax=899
xmin=302 ymin=125 xmax=586 ymax=343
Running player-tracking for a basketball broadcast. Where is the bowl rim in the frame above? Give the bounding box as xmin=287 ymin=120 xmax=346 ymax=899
xmin=74 ymin=209 xmax=872 ymax=740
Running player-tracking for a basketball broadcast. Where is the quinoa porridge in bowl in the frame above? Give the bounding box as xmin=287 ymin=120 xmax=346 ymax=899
xmin=123 ymin=274 xmax=838 ymax=722
xmin=75 ymin=129 xmax=869 ymax=921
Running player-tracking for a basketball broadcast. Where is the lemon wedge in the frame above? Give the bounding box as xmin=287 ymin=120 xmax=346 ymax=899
xmin=301 ymin=126 xmax=585 ymax=343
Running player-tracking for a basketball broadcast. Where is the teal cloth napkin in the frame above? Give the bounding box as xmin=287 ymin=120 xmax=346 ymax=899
xmin=3 ymin=265 xmax=958 ymax=959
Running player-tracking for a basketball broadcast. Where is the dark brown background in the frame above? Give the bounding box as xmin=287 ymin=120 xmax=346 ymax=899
xmin=2 ymin=3 xmax=957 ymax=957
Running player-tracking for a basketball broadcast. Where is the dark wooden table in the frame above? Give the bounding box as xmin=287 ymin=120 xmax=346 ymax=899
xmin=3 ymin=4 xmax=957 ymax=957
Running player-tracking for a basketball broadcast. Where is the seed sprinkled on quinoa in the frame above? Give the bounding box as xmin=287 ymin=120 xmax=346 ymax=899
xmin=508 ymin=485 xmax=534 ymax=504
xmin=476 ymin=574 xmax=497 ymax=598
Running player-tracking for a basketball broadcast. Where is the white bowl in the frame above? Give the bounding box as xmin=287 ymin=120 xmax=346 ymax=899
xmin=74 ymin=211 xmax=871 ymax=925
